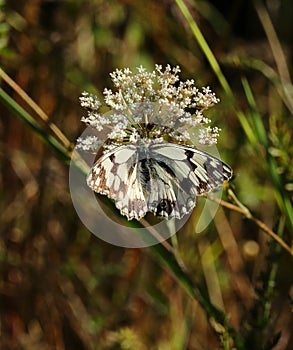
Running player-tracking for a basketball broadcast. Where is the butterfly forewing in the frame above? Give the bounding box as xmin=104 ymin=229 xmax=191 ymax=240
xmin=150 ymin=143 xmax=232 ymax=195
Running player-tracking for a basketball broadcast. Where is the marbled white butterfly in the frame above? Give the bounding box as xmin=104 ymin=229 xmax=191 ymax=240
xmin=87 ymin=138 xmax=232 ymax=221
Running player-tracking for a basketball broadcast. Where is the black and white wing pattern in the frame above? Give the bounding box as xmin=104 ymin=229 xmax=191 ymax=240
xmin=87 ymin=144 xmax=148 ymax=220
xmin=148 ymin=143 xmax=232 ymax=218
xmin=87 ymin=142 xmax=232 ymax=220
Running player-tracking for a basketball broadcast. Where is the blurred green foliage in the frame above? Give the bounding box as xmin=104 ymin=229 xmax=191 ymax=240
xmin=0 ymin=0 xmax=292 ymax=349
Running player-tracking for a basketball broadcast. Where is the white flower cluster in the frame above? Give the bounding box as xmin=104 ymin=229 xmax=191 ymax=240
xmin=78 ymin=65 xmax=221 ymax=149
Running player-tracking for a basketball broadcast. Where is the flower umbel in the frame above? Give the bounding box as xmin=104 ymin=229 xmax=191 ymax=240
xmin=77 ymin=65 xmax=232 ymax=222
xmin=77 ymin=65 xmax=220 ymax=150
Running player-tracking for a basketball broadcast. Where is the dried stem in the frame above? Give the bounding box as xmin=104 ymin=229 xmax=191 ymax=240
xmin=0 ymin=67 xmax=72 ymax=150
xmin=207 ymin=190 xmax=293 ymax=256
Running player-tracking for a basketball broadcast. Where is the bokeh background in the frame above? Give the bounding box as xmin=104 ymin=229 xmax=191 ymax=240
xmin=0 ymin=0 xmax=293 ymax=349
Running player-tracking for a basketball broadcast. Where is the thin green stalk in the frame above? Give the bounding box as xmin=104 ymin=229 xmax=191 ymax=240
xmin=174 ymin=0 xmax=258 ymax=151
xmin=263 ymin=217 xmax=285 ymax=324
xmin=241 ymin=78 xmax=293 ymax=233
xmin=151 ymin=243 xmax=245 ymax=349
xmin=241 ymin=77 xmax=268 ymax=147
xmin=245 ymin=216 xmax=286 ymax=348
xmin=254 ymin=1 xmax=292 ymax=87
xmin=225 ymin=56 xmax=293 ymax=114
xmin=0 ymin=67 xmax=72 ymax=148
xmin=174 ymin=0 xmax=232 ymax=97
xmin=0 ymin=87 xmax=71 ymax=163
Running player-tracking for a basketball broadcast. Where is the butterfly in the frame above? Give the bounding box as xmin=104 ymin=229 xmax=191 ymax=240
xmin=86 ymin=139 xmax=232 ymax=221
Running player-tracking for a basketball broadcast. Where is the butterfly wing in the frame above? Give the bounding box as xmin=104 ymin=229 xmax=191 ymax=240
xmin=87 ymin=142 xmax=232 ymax=221
xmin=138 ymin=158 xmax=179 ymax=219
xmin=87 ymin=145 xmax=148 ymax=220
xmin=147 ymin=142 xmax=232 ymax=218
xmin=150 ymin=142 xmax=232 ymax=191
xmin=141 ymin=158 xmax=196 ymax=219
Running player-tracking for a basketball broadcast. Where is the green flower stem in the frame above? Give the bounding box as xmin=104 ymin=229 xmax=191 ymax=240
xmin=174 ymin=0 xmax=232 ymax=97
xmin=241 ymin=78 xmax=293 ymax=233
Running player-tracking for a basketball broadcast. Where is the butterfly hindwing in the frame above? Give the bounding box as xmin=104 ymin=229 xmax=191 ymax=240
xmin=139 ymin=158 xmax=178 ymax=218
xmin=141 ymin=158 xmax=196 ymax=219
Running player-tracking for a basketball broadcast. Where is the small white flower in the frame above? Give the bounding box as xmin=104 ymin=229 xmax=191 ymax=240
xmin=79 ymin=92 xmax=101 ymax=110
xmin=76 ymin=136 xmax=102 ymax=151
xmin=198 ymin=126 xmax=221 ymax=145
